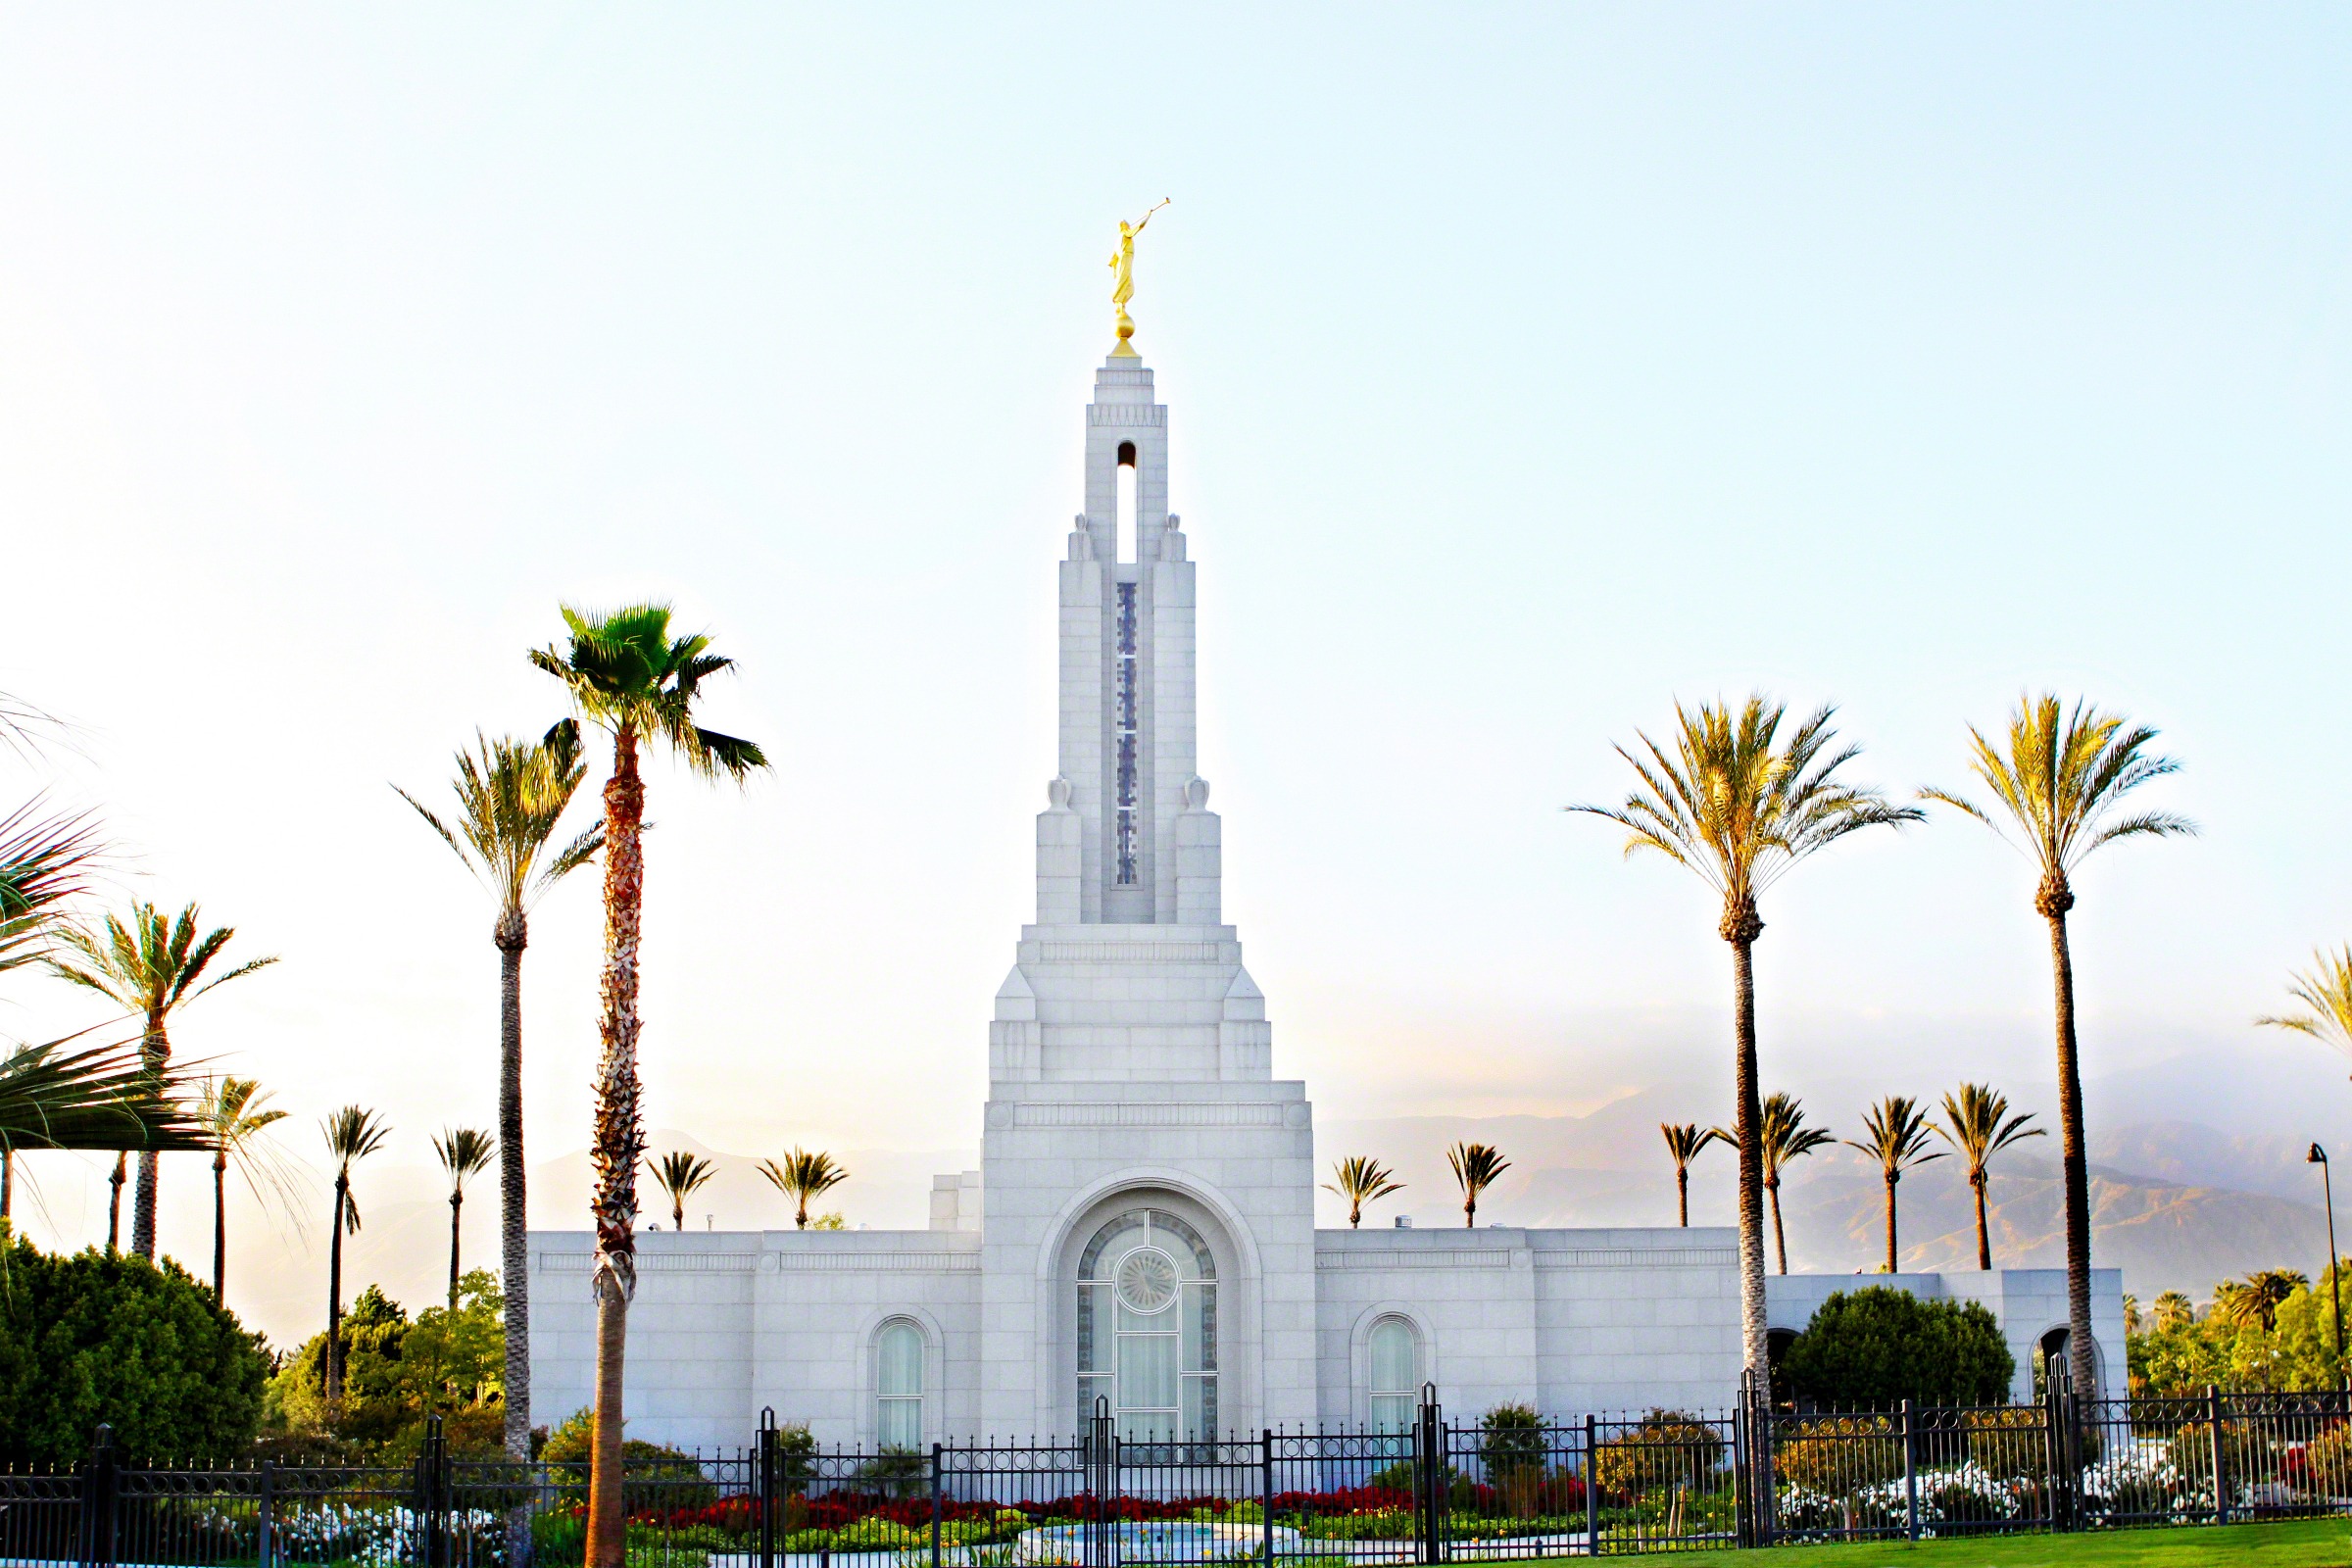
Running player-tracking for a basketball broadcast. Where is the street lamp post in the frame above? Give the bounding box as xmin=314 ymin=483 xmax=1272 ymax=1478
xmin=2311 ymin=1143 xmax=2344 ymax=1387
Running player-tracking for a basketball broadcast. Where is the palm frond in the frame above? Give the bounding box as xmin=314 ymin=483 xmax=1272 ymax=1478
xmin=537 ymin=603 xmax=769 ymax=784
xmin=2259 ymin=947 xmax=2352 ymax=1059
xmin=0 ymin=801 xmax=104 ymax=976
xmin=1660 ymin=1123 xmax=1725 ymax=1167
xmin=0 ymin=1034 xmax=214 ymax=1152
xmin=1845 ymin=1096 xmax=1948 ymax=1178
xmin=434 ymin=1127 xmax=497 ymax=1190
xmin=1322 ymin=1155 xmax=1405 ymax=1205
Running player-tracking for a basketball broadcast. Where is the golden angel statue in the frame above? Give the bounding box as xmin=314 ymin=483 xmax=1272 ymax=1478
xmin=1108 ymin=199 xmax=1169 ymax=353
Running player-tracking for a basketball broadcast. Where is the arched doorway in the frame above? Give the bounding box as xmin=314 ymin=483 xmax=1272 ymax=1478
xmin=1076 ymin=1207 xmax=1218 ymax=1440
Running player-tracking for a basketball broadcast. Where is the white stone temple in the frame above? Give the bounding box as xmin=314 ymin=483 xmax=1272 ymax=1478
xmin=528 ymin=341 xmax=2125 ymax=1450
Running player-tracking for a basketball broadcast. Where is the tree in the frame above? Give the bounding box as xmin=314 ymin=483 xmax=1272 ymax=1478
xmin=1780 ymin=1287 xmax=2015 ymax=1410
xmin=1446 ymin=1141 xmax=1509 ymax=1228
xmin=434 ymin=1129 xmax=496 ymax=1310
xmin=1658 ymin=1123 xmax=1724 ymax=1228
xmin=397 ymin=724 xmax=600 ymax=1470
xmin=1844 ymin=1097 xmax=1945 ymax=1274
xmin=321 ymin=1105 xmax=391 ymax=1403
xmin=532 ymin=603 xmax=764 ymax=1568
xmin=46 ymin=902 xmax=277 ymax=1259
xmin=196 ymin=1075 xmax=291 ymax=1302
xmin=1740 ymin=1094 xmax=1834 ymax=1275
xmin=0 ymin=1238 xmax=269 ymax=1466
xmin=759 ymin=1148 xmax=848 ymax=1230
xmin=1323 ymin=1155 xmax=1404 ymax=1229
xmin=1923 ymin=694 xmax=2193 ymax=1397
xmin=2259 ymin=946 xmax=2352 ymax=1074
xmin=2152 ymin=1291 xmax=2194 ymax=1331
xmin=1 ymin=1036 xmax=215 ymax=1240
xmin=648 ymin=1151 xmax=716 ymax=1232
xmin=1933 ymin=1083 xmax=2044 ymax=1271
xmin=2217 ymin=1270 xmax=2311 ymax=1391
xmin=1573 ymin=697 xmax=1919 ymax=1382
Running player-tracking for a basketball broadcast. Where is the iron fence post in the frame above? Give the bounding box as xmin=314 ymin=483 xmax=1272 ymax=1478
xmin=2040 ymin=1377 xmax=2067 ymax=1532
xmin=1900 ymin=1399 xmax=1919 ymax=1543
xmin=1259 ymin=1430 xmax=1274 ymax=1565
xmin=1583 ymin=1414 xmax=1599 ymax=1558
xmin=1730 ymin=1396 xmax=1748 ymax=1548
xmin=1414 ymin=1384 xmax=1441 ymax=1566
xmin=1755 ymin=1390 xmax=1774 ymax=1548
xmin=758 ymin=1408 xmax=777 ymax=1568
xmin=257 ymin=1458 xmax=274 ymax=1568
xmin=78 ymin=1422 xmax=118 ymax=1568
xmin=929 ymin=1443 xmax=943 ymax=1568
xmin=2208 ymin=1386 xmax=2228 ymax=1526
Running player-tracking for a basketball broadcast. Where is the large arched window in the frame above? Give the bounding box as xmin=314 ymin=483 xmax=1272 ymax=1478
xmin=1077 ymin=1208 xmax=1216 ymax=1440
xmin=875 ymin=1319 xmax=924 ymax=1449
xmin=1367 ymin=1317 xmax=1421 ymax=1433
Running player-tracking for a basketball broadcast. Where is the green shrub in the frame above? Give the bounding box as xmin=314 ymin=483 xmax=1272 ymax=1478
xmin=1592 ymin=1411 xmax=1723 ymax=1497
xmin=1780 ymin=1288 xmax=2016 ymax=1410
xmin=0 ymin=1239 xmax=269 ymax=1466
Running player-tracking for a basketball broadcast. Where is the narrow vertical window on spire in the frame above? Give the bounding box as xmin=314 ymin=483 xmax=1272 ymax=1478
xmin=1115 ymin=581 xmax=1139 ymax=885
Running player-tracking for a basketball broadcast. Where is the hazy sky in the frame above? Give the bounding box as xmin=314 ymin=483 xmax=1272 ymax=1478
xmin=3 ymin=6 xmax=2348 ymax=1341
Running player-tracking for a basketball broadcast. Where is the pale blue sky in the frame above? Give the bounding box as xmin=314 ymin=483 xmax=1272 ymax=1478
xmin=2 ymin=6 xmax=2347 ymax=1337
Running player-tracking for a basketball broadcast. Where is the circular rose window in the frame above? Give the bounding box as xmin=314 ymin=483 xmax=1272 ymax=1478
xmin=1113 ymin=1247 xmax=1179 ymax=1314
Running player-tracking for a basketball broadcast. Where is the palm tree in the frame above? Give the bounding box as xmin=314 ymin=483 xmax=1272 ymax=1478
xmin=1446 ymin=1141 xmax=1509 ymax=1228
xmin=1933 ymin=1084 xmax=2045 ymax=1271
xmin=2152 ymin=1291 xmax=2194 ymax=1331
xmin=434 ymin=1128 xmax=497 ymax=1310
xmin=1572 ymin=697 xmax=1920 ymax=1381
xmin=196 ymin=1075 xmax=290 ymax=1300
xmin=1844 ymin=1096 xmax=1947 ymax=1273
xmin=46 ymin=902 xmax=277 ymax=1259
xmin=2259 ymin=946 xmax=2352 ymax=1071
xmin=1732 ymin=1093 xmax=1835 ymax=1276
xmin=758 ymin=1148 xmax=848 ymax=1230
xmin=533 ymin=602 xmax=765 ymax=1568
xmin=1659 ymin=1123 xmax=1725 ymax=1228
xmin=2217 ymin=1270 xmax=2309 ymax=1391
xmin=106 ymin=1153 xmax=125 ymax=1252
xmin=1923 ymin=694 xmax=2193 ymax=1396
xmin=1322 ymin=1155 xmax=1404 ymax=1229
xmin=320 ymin=1105 xmax=391 ymax=1402
xmin=397 ymin=724 xmax=599 ymax=1466
xmin=648 ymin=1151 xmax=717 ymax=1232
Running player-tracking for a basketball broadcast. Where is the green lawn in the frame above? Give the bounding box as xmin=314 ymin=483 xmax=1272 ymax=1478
xmin=1609 ymin=1517 xmax=2352 ymax=1565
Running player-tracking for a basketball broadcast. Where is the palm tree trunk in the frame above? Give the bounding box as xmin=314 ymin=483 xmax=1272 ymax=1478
xmin=107 ymin=1153 xmax=124 ymax=1253
xmin=1677 ymin=1166 xmax=1690 ymax=1227
xmin=2047 ymin=909 xmax=2097 ymax=1397
xmin=1 ymin=1149 xmax=11 ymax=1227
xmin=673 ymin=1198 xmax=685 ymax=1231
xmin=213 ymin=1153 xmax=228 ymax=1298
xmin=1768 ymin=1177 xmax=1788 ymax=1274
xmin=1972 ymin=1171 xmax=1992 ymax=1271
xmin=495 ymin=917 xmax=533 ymax=1486
xmin=1883 ymin=1172 xmax=1898 ymax=1273
xmin=326 ymin=1175 xmax=348 ymax=1403
xmin=448 ymin=1189 xmax=463 ymax=1309
xmin=1464 ymin=1195 xmax=1476 ymax=1228
xmin=129 ymin=1015 xmax=170 ymax=1260
xmin=1728 ymin=933 xmax=1769 ymax=1386
xmin=1348 ymin=1200 xmax=1360 ymax=1229
xmin=586 ymin=727 xmax=647 ymax=1568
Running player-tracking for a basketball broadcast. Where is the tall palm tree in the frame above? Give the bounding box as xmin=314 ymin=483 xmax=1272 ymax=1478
xmin=1446 ymin=1141 xmax=1509 ymax=1228
xmin=1923 ymin=694 xmax=2193 ymax=1396
xmin=320 ymin=1105 xmax=390 ymax=1402
xmin=434 ymin=1128 xmax=497 ymax=1309
xmin=758 ymin=1148 xmax=848 ymax=1230
xmin=196 ymin=1075 xmax=290 ymax=1301
xmin=1933 ymin=1084 xmax=2045 ymax=1271
xmin=46 ymin=902 xmax=276 ymax=1259
xmin=1844 ymin=1096 xmax=1946 ymax=1274
xmin=1659 ymin=1123 xmax=1725 ymax=1228
xmin=1572 ymin=696 xmax=1920 ymax=1382
xmin=1322 ymin=1155 xmax=1404 ymax=1229
xmin=397 ymin=724 xmax=599 ymax=1466
xmin=1733 ymin=1094 xmax=1835 ymax=1276
xmin=648 ymin=1151 xmax=717 ymax=1232
xmin=533 ymin=603 xmax=764 ymax=1568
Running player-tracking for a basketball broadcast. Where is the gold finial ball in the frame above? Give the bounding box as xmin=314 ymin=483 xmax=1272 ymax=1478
xmin=1116 ymin=319 xmax=1134 ymax=343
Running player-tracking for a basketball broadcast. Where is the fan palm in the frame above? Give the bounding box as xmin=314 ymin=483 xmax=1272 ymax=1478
xmin=1730 ymin=1094 xmax=1835 ymax=1276
xmin=45 ymin=902 xmax=276 ymax=1259
xmin=1322 ymin=1155 xmax=1404 ymax=1229
xmin=648 ymin=1151 xmax=717 ymax=1232
xmin=534 ymin=600 xmax=765 ymax=1568
xmin=398 ymin=723 xmax=599 ymax=1465
xmin=1844 ymin=1096 xmax=1946 ymax=1273
xmin=1933 ymin=1084 xmax=2044 ymax=1271
xmin=1659 ymin=1124 xmax=1725 ymax=1228
xmin=320 ymin=1105 xmax=390 ymax=1402
xmin=1446 ymin=1141 xmax=1509 ymax=1228
xmin=434 ymin=1128 xmax=497 ymax=1309
xmin=1923 ymin=694 xmax=2193 ymax=1396
xmin=196 ymin=1075 xmax=291 ymax=1301
xmin=758 ymin=1148 xmax=848 ymax=1230
xmin=1572 ymin=696 xmax=1920 ymax=1380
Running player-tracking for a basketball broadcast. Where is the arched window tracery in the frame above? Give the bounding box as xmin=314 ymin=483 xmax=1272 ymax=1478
xmin=1077 ymin=1208 xmax=1217 ymax=1439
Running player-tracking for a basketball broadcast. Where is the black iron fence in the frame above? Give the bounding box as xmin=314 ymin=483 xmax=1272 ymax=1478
xmin=5 ymin=1386 xmax=2348 ymax=1565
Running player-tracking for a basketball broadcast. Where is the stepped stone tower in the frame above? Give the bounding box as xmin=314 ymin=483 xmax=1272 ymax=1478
xmin=976 ymin=353 xmax=1318 ymax=1437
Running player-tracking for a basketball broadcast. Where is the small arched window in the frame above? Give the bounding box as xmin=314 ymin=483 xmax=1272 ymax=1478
xmin=876 ymin=1320 xmax=924 ymax=1449
xmin=1367 ymin=1317 xmax=1421 ymax=1433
